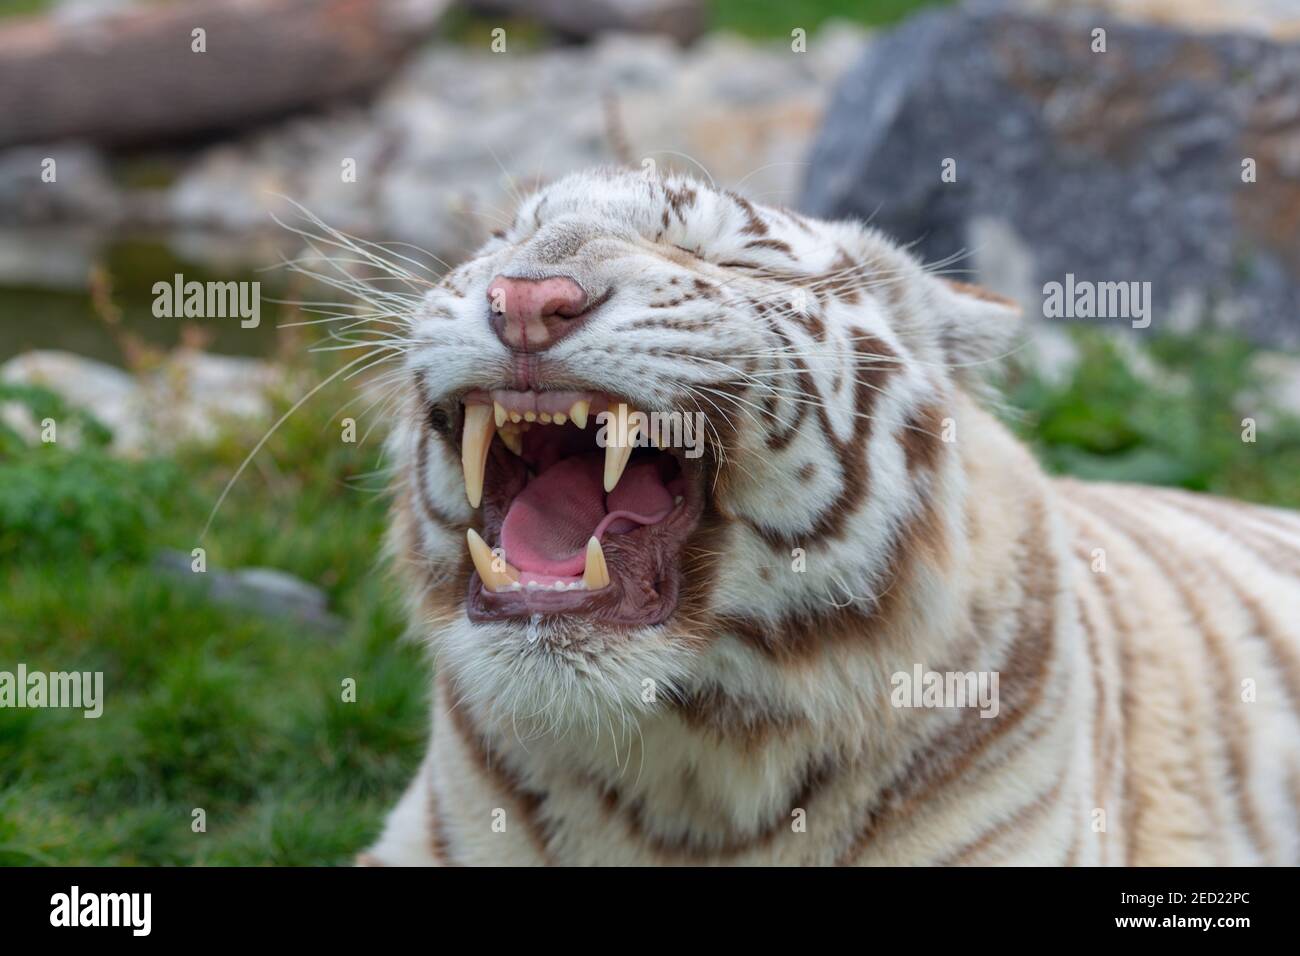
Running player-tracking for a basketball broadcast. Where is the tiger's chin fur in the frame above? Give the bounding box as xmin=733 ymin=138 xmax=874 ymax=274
xmin=362 ymin=168 xmax=1300 ymax=866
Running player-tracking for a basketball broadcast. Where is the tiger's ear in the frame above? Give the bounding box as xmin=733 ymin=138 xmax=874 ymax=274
xmin=932 ymin=279 xmax=1023 ymax=372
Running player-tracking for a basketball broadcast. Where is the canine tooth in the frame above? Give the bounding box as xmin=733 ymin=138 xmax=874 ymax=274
xmin=569 ymin=400 xmax=589 ymax=429
xmin=466 ymin=528 xmax=516 ymax=592
xmin=461 ymin=405 xmax=495 ymax=507
xmin=553 ymin=412 xmax=567 ymax=425
xmin=493 ymin=401 xmax=508 ymax=428
xmin=603 ymin=402 xmax=641 ymax=492
xmin=583 ymin=536 xmax=610 ymax=590
xmin=498 ymin=425 xmax=523 ymax=457
xmin=539 ymin=412 xmax=552 ymax=424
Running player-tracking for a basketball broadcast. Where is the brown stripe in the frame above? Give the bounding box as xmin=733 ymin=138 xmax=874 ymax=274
xmin=727 ymin=190 xmax=767 ymax=236
xmin=820 ymin=249 xmax=864 ymax=305
xmin=1223 ymin=498 xmax=1300 ymax=537
xmin=745 ymin=238 xmax=794 ymax=255
xmin=1142 ymin=490 xmax=1300 ymax=855
xmin=942 ymin=279 xmax=1020 ymax=310
xmin=1080 ymin=495 xmax=1231 ymax=865
xmin=898 ymin=403 xmax=946 ymax=475
xmin=671 ymin=683 xmax=809 ymax=750
xmin=427 ymin=774 xmax=459 ymax=866
xmin=1067 ymin=528 xmax=1138 ymax=865
xmin=788 ymin=307 xmax=827 ymax=342
xmin=1071 ymin=577 xmax=1110 ymax=864
xmin=835 ymin=493 xmax=1060 ymax=863
xmin=1176 ymin=642 xmax=1229 ymax=866
xmin=743 ymin=333 xmax=901 ymax=548
xmin=778 ymin=206 xmax=815 ymax=234
xmin=415 ymin=426 xmax=460 ymax=531
xmin=1074 ymin=488 xmax=1275 ymax=864
xmin=622 ymin=316 xmax=695 ymax=332
xmin=941 ymin=772 xmax=1066 ymax=865
xmin=1064 ymin=798 xmax=1083 ymax=866
xmin=758 ymin=321 xmax=810 ymax=452
xmin=588 ymin=749 xmax=840 ymax=862
xmin=1066 ymin=502 xmax=1159 ymax=868
xmin=722 ymin=489 xmax=947 ymax=663
xmin=1152 ymin=490 xmax=1300 ymax=725
xmin=439 ymin=671 xmax=555 ymax=863
xmin=1057 ymin=490 xmax=1142 ymax=865
xmin=663 ymin=182 xmax=698 ymax=219
xmin=1160 ymin=489 xmax=1300 ymax=576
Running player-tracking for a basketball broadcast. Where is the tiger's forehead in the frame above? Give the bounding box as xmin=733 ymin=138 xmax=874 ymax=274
xmin=504 ymin=168 xmax=877 ymax=279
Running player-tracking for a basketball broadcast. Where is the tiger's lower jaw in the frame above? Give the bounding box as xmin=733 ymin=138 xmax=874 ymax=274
xmin=465 ymin=559 xmax=683 ymax=626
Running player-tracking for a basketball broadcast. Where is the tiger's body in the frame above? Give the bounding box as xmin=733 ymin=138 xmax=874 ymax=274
xmin=362 ymin=168 xmax=1300 ymax=866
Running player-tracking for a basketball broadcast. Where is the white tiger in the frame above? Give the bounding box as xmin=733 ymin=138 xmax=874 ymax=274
xmin=360 ymin=168 xmax=1300 ymax=866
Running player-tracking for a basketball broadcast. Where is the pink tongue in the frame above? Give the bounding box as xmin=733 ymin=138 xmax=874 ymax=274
xmin=500 ymin=452 xmax=673 ymax=576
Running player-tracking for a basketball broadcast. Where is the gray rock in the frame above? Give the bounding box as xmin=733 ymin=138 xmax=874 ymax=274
xmin=0 ymin=145 xmax=121 ymax=225
xmin=1010 ymin=0 xmax=1300 ymax=40
xmin=154 ymin=550 xmax=344 ymax=634
xmin=0 ymin=350 xmax=140 ymax=450
xmin=801 ymin=3 xmax=1300 ymax=347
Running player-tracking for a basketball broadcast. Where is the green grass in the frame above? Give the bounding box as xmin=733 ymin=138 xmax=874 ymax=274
xmin=0 ymin=363 xmax=426 ymax=866
xmin=0 ymin=0 xmax=56 ymax=19
xmin=709 ymin=0 xmax=955 ymax=35
xmin=436 ymin=0 xmax=954 ymax=44
xmin=2 ymin=321 xmax=1298 ymax=866
xmin=1004 ymin=325 xmax=1300 ymax=509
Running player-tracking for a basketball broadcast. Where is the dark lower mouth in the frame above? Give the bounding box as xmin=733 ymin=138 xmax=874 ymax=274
xmin=458 ymin=390 xmax=705 ymax=626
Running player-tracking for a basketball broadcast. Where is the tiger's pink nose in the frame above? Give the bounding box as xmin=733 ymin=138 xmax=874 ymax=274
xmin=486 ymin=275 xmax=590 ymax=352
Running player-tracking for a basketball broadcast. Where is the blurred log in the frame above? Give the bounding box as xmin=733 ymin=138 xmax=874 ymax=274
xmin=0 ymin=0 xmax=449 ymax=148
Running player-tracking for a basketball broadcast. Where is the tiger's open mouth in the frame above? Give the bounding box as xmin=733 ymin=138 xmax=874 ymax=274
xmin=457 ymin=390 xmax=705 ymax=626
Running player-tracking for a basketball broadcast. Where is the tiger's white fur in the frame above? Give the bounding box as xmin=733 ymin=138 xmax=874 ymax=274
xmin=363 ymin=168 xmax=1300 ymax=866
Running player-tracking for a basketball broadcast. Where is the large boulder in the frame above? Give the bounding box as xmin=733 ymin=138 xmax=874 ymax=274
xmin=801 ymin=2 xmax=1300 ymax=346
xmin=1014 ymin=0 xmax=1300 ymax=40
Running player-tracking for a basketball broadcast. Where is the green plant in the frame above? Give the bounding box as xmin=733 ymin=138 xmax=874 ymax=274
xmin=1005 ymin=326 xmax=1300 ymax=508
xmin=709 ymin=0 xmax=954 ymax=35
xmin=0 ymin=384 xmax=181 ymax=561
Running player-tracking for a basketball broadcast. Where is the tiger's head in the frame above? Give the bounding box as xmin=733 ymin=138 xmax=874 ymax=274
xmin=390 ymin=167 xmax=1019 ymax=729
